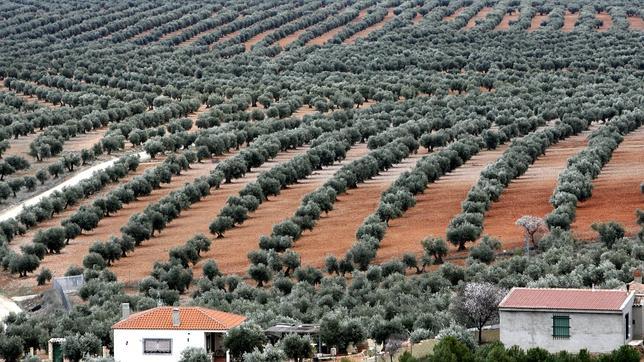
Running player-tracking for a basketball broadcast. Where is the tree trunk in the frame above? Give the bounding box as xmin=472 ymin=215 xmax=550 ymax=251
xmin=479 ymin=327 xmax=483 ymax=344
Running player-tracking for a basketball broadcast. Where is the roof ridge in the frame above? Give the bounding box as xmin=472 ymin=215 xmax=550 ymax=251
xmin=198 ymin=308 xmax=227 ymax=326
xmin=511 ymin=287 xmax=627 ymax=292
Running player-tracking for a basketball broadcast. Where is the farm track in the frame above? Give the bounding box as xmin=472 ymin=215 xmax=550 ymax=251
xmin=278 ymin=28 xmax=308 ymax=48
xmin=307 ymin=8 xmax=370 ymax=46
xmin=495 ymin=11 xmax=520 ymax=30
xmin=374 ymin=143 xmax=512 ymax=263
xmin=571 ymin=126 xmax=644 ymax=240
xmin=596 ymin=12 xmax=612 ymax=32
xmin=443 ymin=7 xmax=467 ymax=22
xmin=244 ymin=28 xmax=278 ymax=51
xmin=628 ymin=16 xmax=644 ymax=31
xmin=343 ymin=8 xmax=396 ymax=45
xmin=528 ymin=14 xmax=548 ymax=32
xmin=480 ymin=127 xmax=597 ymax=250
xmin=15 ymin=155 xmax=236 ymax=287
xmin=198 ymin=143 xmax=371 ymax=277
xmin=293 ymin=152 xmax=427 ymax=269
xmin=465 ymin=7 xmax=493 ymax=30
xmin=108 ymin=146 xmax=312 ymax=285
xmin=562 ymin=11 xmax=579 ymax=32
xmin=1 ymin=160 xmax=160 ymax=291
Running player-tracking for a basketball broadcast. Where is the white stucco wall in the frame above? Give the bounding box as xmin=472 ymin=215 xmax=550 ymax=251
xmin=500 ymin=307 xmax=632 ymax=353
xmin=113 ymin=329 xmax=209 ymax=362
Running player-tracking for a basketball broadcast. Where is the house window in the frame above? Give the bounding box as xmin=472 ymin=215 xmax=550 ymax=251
xmin=143 ymin=339 xmax=172 ymax=354
xmin=552 ymin=315 xmax=570 ymax=339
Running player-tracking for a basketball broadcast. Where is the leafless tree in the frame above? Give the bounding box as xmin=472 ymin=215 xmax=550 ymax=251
xmin=451 ymin=282 xmax=507 ymax=344
xmin=516 ymin=215 xmax=547 ymax=254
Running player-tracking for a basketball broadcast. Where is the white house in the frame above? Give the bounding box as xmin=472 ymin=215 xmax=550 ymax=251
xmin=498 ymin=287 xmax=635 ymax=353
xmin=112 ymin=304 xmax=246 ymax=362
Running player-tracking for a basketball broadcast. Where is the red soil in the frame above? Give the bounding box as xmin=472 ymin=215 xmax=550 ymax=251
xmin=294 ymin=152 xmax=427 ymax=269
xmin=571 ymin=126 xmax=644 ymax=240
xmin=495 ymin=11 xmax=520 ymax=30
xmin=180 ymin=15 xmax=242 ymax=47
xmin=596 ymin=12 xmax=612 ymax=32
xmin=109 ymin=146 xmax=312 ymax=285
xmin=443 ymin=7 xmax=467 ymax=22
xmin=307 ymin=8 xmax=369 ymax=46
xmin=244 ymin=28 xmax=277 ymax=51
xmin=562 ymin=11 xmax=579 ymax=32
xmin=412 ymin=12 xmax=423 ymax=24
xmin=628 ymin=16 xmax=644 ymax=31
xmin=481 ymin=128 xmax=595 ymax=250
xmin=343 ymin=8 xmax=396 ymax=45
xmin=528 ymin=14 xmax=549 ymax=32
xmin=375 ymin=144 xmax=511 ymax=263
xmin=278 ymin=28 xmax=307 ymax=48
xmin=465 ymin=7 xmax=493 ymax=30
xmin=210 ymin=29 xmax=241 ymax=50
xmin=196 ymin=143 xmax=371 ymax=277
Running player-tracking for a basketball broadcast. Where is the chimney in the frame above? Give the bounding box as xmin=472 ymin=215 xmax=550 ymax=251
xmin=121 ymin=303 xmax=130 ymax=320
xmin=172 ymin=308 xmax=180 ymax=327
xmin=634 ymin=268 xmax=642 ymax=284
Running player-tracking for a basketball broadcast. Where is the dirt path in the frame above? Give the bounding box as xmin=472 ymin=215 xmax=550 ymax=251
xmin=562 ymin=11 xmax=579 ymax=32
xmin=596 ymin=12 xmax=612 ymax=32
xmin=528 ymin=14 xmax=548 ymax=32
xmin=0 ymin=295 xmax=20 ymax=327
xmin=628 ymin=16 xmax=644 ymax=31
xmin=307 ymin=8 xmax=369 ymax=46
xmin=374 ymin=144 xmax=511 ymax=263
xmin=465 ymin=7 xmax=493 ymax=30
xmin=443 ymin=7 xmax=467 ymax=21
xmin=108 ymin=146 xmax=311 ymax=285
xmin=495 ymin=11 xmax=520 ymax=30
xmin=572 ymin=126 xmax=644 ymax=240
xmin=343 ymin=8 xmax=396 ymax=45
xmin=179 ymin=15 xmax=242 ymax=47
xmin=293 ymin=152 xmax=426 ymax=269
xmin=481 ymin=128 xmax=595 ymax=250
xmin=14 ymin=155 xmax=233 ymax=289
xmin=6 ymin=159 xmax=160 ymax=252
xmin=198 ymin=143 xmax=371 ymax=277
xmin=188 ymin=104 xmax=208 ymax=132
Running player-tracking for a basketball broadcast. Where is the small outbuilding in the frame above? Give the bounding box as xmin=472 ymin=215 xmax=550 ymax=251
xmin=112 ymin=304 xmax=246 ymax=362
xmin=499 ymin=287 xmax=635 ymax=353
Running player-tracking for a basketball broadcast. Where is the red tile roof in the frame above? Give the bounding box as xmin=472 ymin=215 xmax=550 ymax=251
xmin=112 ymin=307 xmax=246 ymax=330
xmin=499 ymin=288 xmax=633 ymax=312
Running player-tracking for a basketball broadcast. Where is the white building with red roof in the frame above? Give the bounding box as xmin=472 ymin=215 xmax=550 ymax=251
xmin=498 ymin=287 xmax=635 ymax=353
xmin=112 ymin=304 xmax=246 ymax=362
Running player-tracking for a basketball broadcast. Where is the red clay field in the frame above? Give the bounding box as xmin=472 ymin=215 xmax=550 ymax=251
xmin=375 ymin=144 xmax=512 ymax=263
xmin=571 ymin=126 xmax=644 ymax=240
xmin=465 ymin=7 xmax=493 ymax=30
xmin=294 ymin=152 xmax=426 ymax=269
xmin=529 ymin=14 xmax=549 ymax=32
xmin=343 ymin=8 xmax=396 ymax=45
xmin=495 ymin=11 xmax=520 ymax=31
xmin=481 ymin=128 xmax=597 ymax=250
xmin=562 ymin=11 xmax=579 ymax=32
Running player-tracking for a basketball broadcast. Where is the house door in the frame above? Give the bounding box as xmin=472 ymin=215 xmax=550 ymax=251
xmin=205 ymin=333 xmax=225 ymax=357
xmin=626 ymin=313 xmax=630 ymax=340
xmin=52 ymin=343 xmax=63 ymax=362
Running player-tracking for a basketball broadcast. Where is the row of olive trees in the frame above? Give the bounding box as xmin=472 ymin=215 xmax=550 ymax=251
xmin=351 ymin=136 xmax=483 ymax=270
xmin=445 ymin=118 xmax=583 ymax=251
xmin=546 ymin=111 xmax=643 ymax=230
